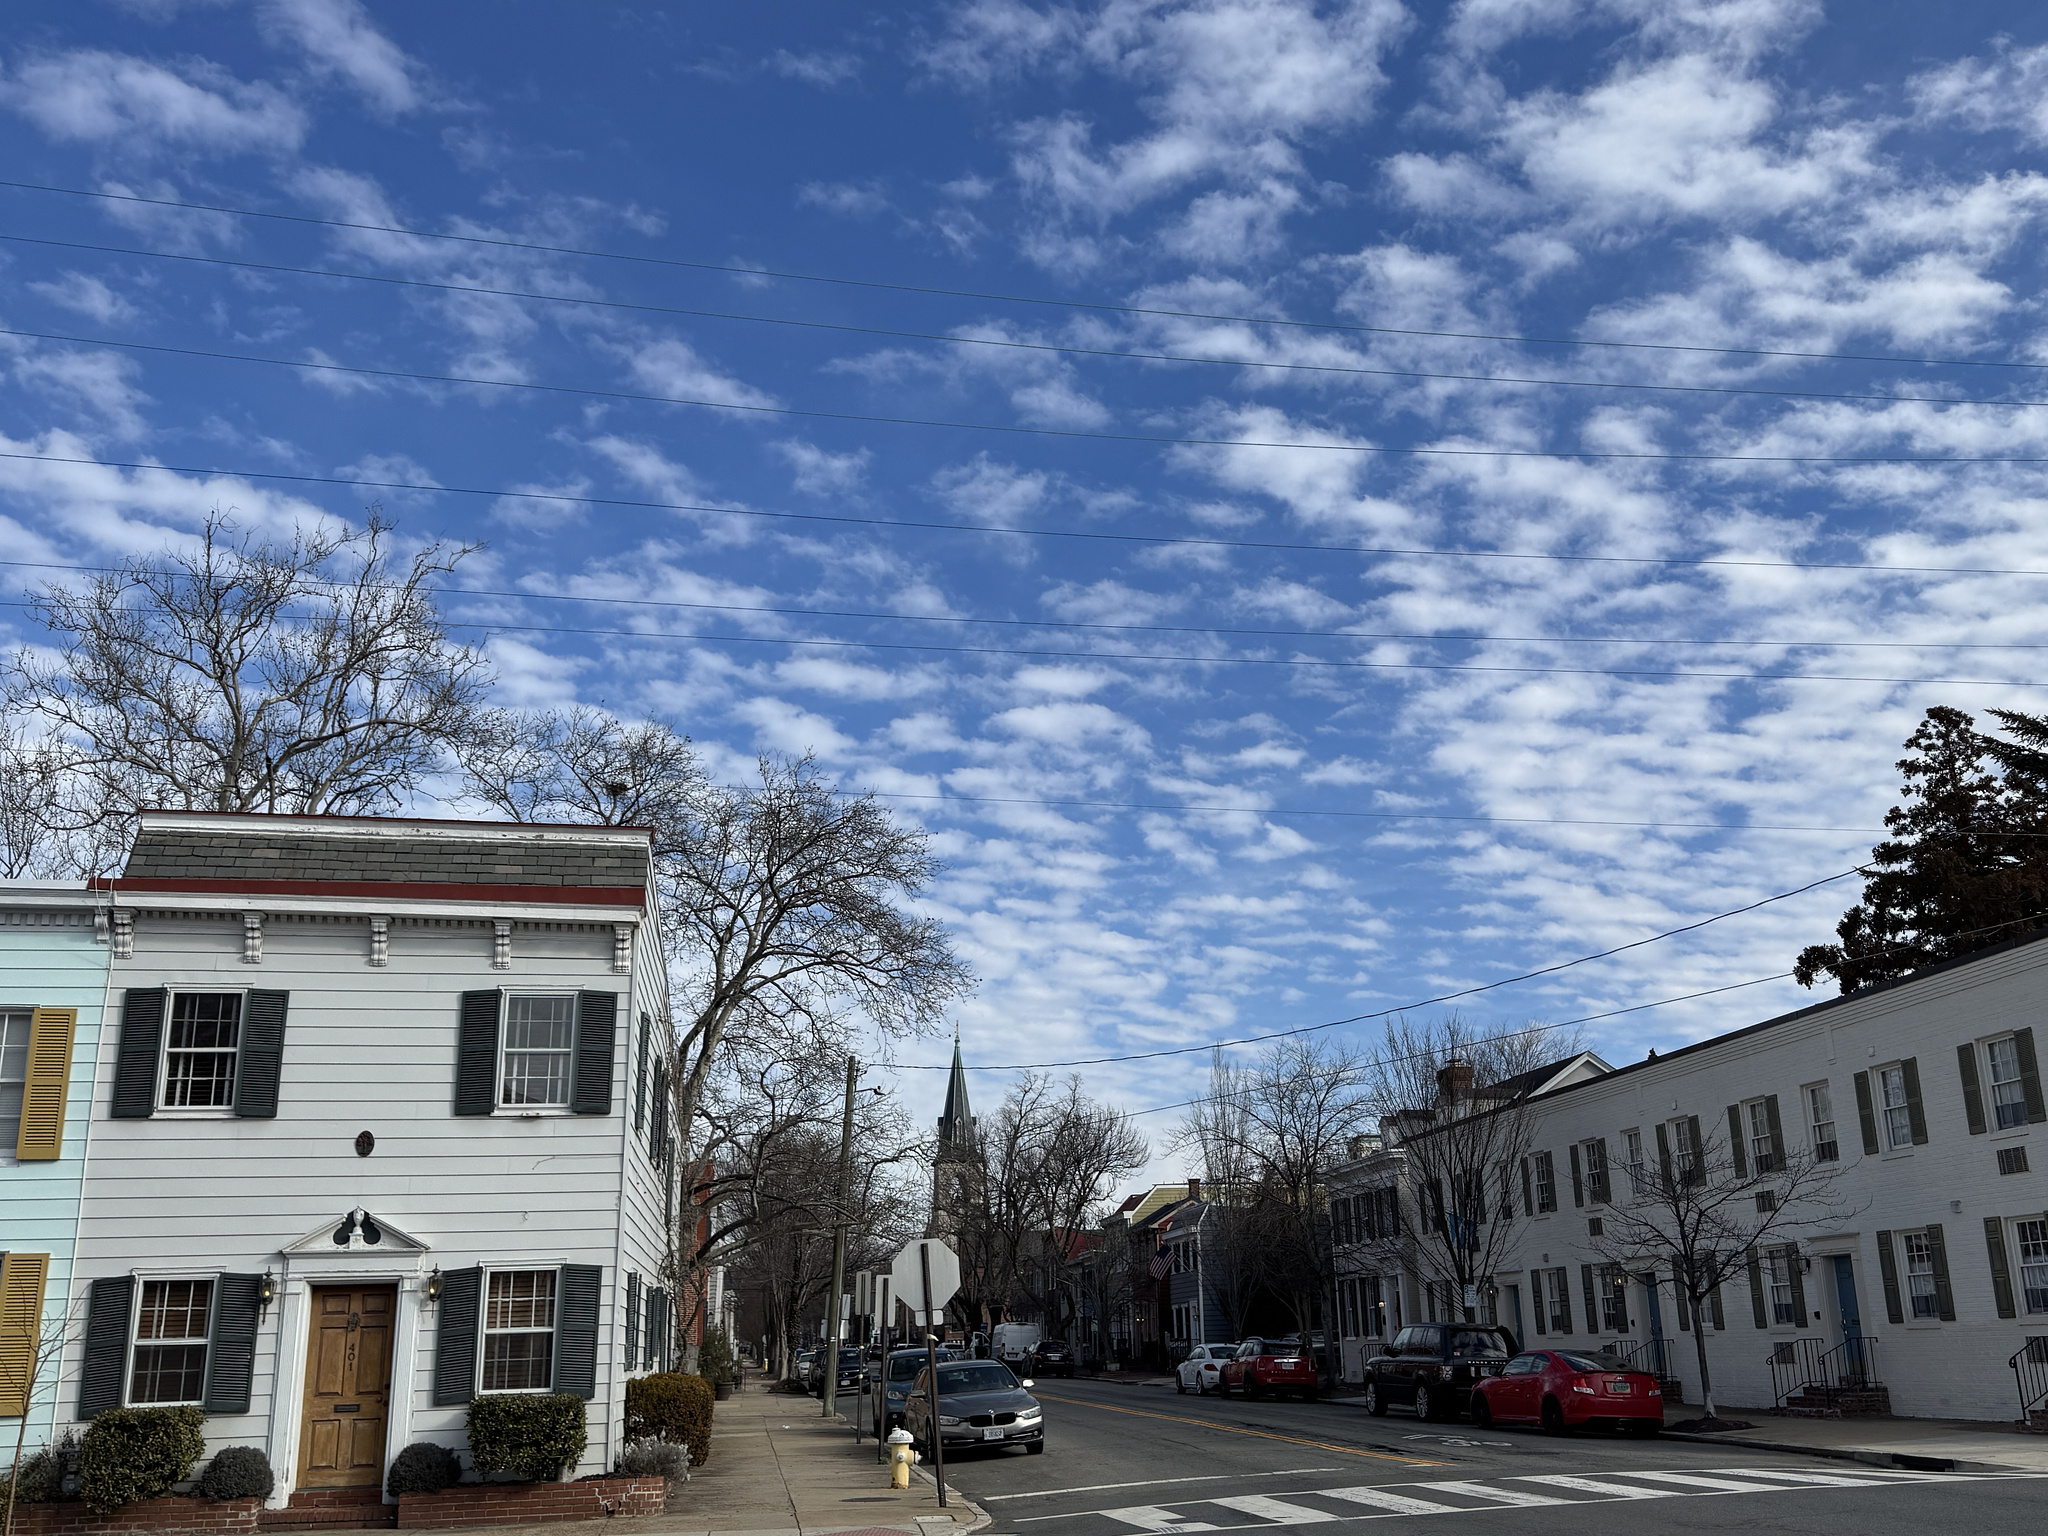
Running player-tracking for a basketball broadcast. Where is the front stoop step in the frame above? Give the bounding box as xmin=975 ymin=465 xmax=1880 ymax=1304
xmin=260 ymin=1487 xmax=396 ymax=1530
xmin=1778 ymin=1386 xmax=1894 ymax=1417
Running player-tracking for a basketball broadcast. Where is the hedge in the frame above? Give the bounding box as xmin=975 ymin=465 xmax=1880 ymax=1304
xmin=195 ymin=1446 xmax=274 ymax=1501
xmin=623 ymin=1373 xmax=714 ymax=1470
xmin=386 ymin=1441 xmax=463 ymax=1496
xmin=79 ymin=1406 xmax=206 ymax=1513
xmin=465 ymin=1393 xmax=588 ymax=1483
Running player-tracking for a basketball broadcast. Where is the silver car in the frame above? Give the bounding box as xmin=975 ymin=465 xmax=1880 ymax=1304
xmin=1176 ymin=1343 xmax=1237 ymax=1395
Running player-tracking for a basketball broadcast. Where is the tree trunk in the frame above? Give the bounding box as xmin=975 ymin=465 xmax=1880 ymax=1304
xmin=1689 ymin=1297 xmax=1717 ymax=1419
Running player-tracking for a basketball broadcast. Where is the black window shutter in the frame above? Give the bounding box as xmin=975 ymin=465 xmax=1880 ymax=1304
xmin=625 ymin=1272 xmax=641 ymax=1370
xmin=1764 ymin=1095 xmax=1785 ymax=1170
xmin=1727 ymin=1105 xmax=1748 ymax=1178
xmin=1853 ymin=1072 xmax=1880 ymax=1155
xmin=1786 ymin=1245 xmax=1807 ymax=1328
xmin=1707 ymin=1281 xmax=1724 ymax=1331
xmin=1683 ymin=1116 xmax=1704 ymax=1183
xmin=112 ymin=988 xmax=167 ymax=1119
xmin=1746 ymin=1248 xmax=1767 ymax=1328
xmin=1579 ymin=1263 xmax=1597 ymax=1333
xmin=454 ymin=992 xmax=500 ymax=1116
xmin=1519 ymin=1158 xmax=1533 ymax=1217
xmin=651 ymin=1059 xmax=670 ymax=1149
xmin=634 ymin=1016 xmax=649 ymax=1134
xmin=1957 ymin=1044 xmax=1987 ymax=1135
xmin=433 ymin=1266 xmax=483 ymax=1405
xmin=1901 ymin=1057 xmax=1929 ymax=1145
xmin=1925 ymin=1222 xmax=1955 ymax=1321
xmin=1674 ymin=1266 xmax=1692 ymax=1332
xmin=1589 ymin=1138 xmax=1608 ymax=1204
xmin=554 ymin=1263 xmax=602 ymax=1398
xmin=1986 ymin=1217 xmax=2017 ymax=1319
xmin=235 ymin=991 xmax=289 ymax=1119
xmin=1568 ymin=1144 xmax=1583 ymax=1207
xmin=1655 ymin=1122 xmax=1672 ymax=1189
xmin=1875 ymin=1230 xmax=1904 ymax=1324
xmin=79 ymin=1276 xmax=134 ymax=1417
xmin=2016 ymin=1027 xmax=2046 ymax=1125
xmin=204 ymin=1273 xmax=263 ymax=1413
xmin=572 ymin=992 xmax=617 ymax=1115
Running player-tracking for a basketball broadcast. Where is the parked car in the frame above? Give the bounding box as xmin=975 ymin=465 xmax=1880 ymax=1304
xmin=1468 ymin=1349 xmax=1663 ymax=1434
xmin=1176 ymin=1342 xmax=1237 ymax=1395
xmin=1361 ymin=1323 xmax=1512 ymax=1420
xmin=812 ymin=1346 xmax=867 ymax=1398
xmin=902 ymin=1358 xmax=1046 ymax=1456
xmin=795 ymin=1348 xmax=818 ymax=1385
xmin=1219 ymin=1336 xmax=1319 ymax=1399
xmin=992 ymin=1321 xmax=1042 ymax=1370
xmin=1031 ymin=1338 xmax=1076 ymax=1377
xmin=878 ymin=1347 xmax=932 ymax=1429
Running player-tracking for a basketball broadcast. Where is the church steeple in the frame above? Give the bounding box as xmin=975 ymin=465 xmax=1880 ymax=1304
xmin=936 ymin=1029 xmax=975 ymax=1158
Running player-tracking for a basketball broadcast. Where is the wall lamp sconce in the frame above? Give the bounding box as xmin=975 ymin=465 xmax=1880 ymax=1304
xmin=427 ymin=1267 xmax=442 ymax=1304
xmin=260 ymin=1271 xmax=275 ymax=1310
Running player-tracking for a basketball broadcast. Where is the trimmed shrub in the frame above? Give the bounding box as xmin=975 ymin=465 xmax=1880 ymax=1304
xmin=79 ymin=1406 xmax=206 ymax=1514
xmin=697 ymin=1327 xmax=737 ymax=1386
xmin=624 ymin=1372 xmax=714 ymax=1471
xmin=466 ymin=1393 xmax=588 ymax=1484
xmin=195 ymin=1446 xmax=275 ymax=1501
xmin=2 ymin=1444 xmax=58 ymax=1506
xmin=386 ymin=1441 xmax=463 ymax=1497
xmin=617 ymin=1438 xmax=690 ymax=1481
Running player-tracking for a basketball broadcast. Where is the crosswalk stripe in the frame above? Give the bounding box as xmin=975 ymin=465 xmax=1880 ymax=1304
xmin=1096 ymin=1507 xmax=1220 ymax=1533
xmin=1620 ymin=1471 xmax=1814 ymax=1494
xmin=1312 ymin=1487 xmax=1460 ymax=1517
xmin=1409 ymin=1481 xmax=1566 ymax=1507
xmin=1513 ymin=1474 xmax=1677 ymax=1499
xmin=1208 ymin=1496 xmax=1339 ymax=1523
xmin=1700 ymin=1467 xmax=1943 ymax=1486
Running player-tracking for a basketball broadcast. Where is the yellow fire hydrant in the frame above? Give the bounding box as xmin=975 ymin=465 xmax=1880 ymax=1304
xmin=887 ymin=1428 xmax=918 ymax=1489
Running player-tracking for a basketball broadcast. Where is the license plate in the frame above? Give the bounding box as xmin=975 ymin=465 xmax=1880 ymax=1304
xmin=1607 ymin=1381 xmax=1633 ymax=1394
xmin=982 ymin=1426 xmax=1005 ymax=1440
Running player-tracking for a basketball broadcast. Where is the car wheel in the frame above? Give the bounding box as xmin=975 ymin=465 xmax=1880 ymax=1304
xmin=1413 ymin=1383 xmax=1437 ymax=1422
xmin=1246 ymin=1372 xmax=1264 ymax=1399
xmin=1469 ymin=1393 xmax=1493 ymax=1430
xmin=1365 ymin=1379 xmax=1387 ymax=1417
xmin=1540 ymin=1396 xmax=1567 ymax=1434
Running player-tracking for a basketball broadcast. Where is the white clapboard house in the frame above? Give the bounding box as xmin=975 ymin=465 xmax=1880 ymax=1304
xmin=58 ymin=811 xmax=680 ymax=1511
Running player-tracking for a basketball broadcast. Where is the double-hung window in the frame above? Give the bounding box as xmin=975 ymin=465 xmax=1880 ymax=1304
xmin=0 ymin=1009 xmax=30 ymax=1148
xmin=1880 ymin=1065 xmax=1914 ymax=1150
xmin=1764 ymin=1250 xmax=1796 ymax=1325
xmin=1673 ymin=1117 xmax=1701 ymax=1184
xmin=482 ymin=1270 xmax=556 ymax=1391
xmin=2018 ymin=1220 xmax=2048 ymax=1314
xmin=1807 ymin=1083 xmax=1838 ymax=1163
xmin=164 ymin=993 xmax=241 ymax=1108
xmin=1622 ymin=1129 xmax=1644 ymax=1193
xmin=1582 ymin=1137 xmax=1609 ymax=1204
xmin=1600 ymin=1267 xmax=1627 ymax=1332
xmin=1901 ymin=1232 xmax=1940 ymax=1318
xmin=1534 ymin=1151 xmax=1557 ymax=1213
xmin=1988 ymin=1038 xmax=2030 ymax=1131
xmin=130 ymin=1279 xmax=212 ymax=1404
xmin=1543 ymin=1268 xmax=1571 ymax=1332
xmin=1746 ymin=1100 xmax=1775 ymax=1172
xmin=500 ymin=995 xmax=576 ymax=1108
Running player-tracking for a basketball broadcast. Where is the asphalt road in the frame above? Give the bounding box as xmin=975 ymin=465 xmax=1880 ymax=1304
xmin=931 ymin=1378 xmax=2045 ymax=1536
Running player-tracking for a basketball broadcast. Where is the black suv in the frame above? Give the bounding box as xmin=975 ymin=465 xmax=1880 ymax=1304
xmin=1031 ymin=1339 xmax=1075 ymax=1377
xmin=813 ymin=1346 xmax=867 ymax=1398
xmin=1362 ymin=1324 xmax=1511 ymax=1421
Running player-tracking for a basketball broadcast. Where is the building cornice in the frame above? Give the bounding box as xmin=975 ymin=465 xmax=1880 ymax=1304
xmin=100 ymin=877 xmax=645 ymax=910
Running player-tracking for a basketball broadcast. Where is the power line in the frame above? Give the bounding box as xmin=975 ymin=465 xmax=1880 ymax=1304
xmin=6 ymin=176 xmax=2045 ymax=373
xmin=11 ymin=229 xmax=2048 ymax=413
xmin=13 ymin=324 xmax=2048 ymax=466
xmin=13 ymin=448 xmax=2048 ymax=578
xmin=898 ymin=868 xmax=1860 ymax=1071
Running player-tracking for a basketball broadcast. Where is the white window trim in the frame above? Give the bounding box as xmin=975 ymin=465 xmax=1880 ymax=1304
xmin=126 ymin=1272 xmax=220 ymax=1408
xmin=2015 ymin=1218 xmax=2048 ymax=1317
xmin=476 ymin=1263 xmax=563 ymax=1395
xmin=1984 ymin=1035 xmax=2033 ymax=1138
xmin=1743 ymin=1097 xmax=1777 ymax=1172
xmin=1876 ymin=1062 xmax=1916 ymax=1157
xmin=156 ymin=988 xmax=249 ymax=1118
xmin=1899 ymin=1230 xmax=1942 ymax=1327
xmin=1803 ymin=1080 xmax=1839 ymax=1163
xmin=494 ymin=991 xmax=579 ymax=1118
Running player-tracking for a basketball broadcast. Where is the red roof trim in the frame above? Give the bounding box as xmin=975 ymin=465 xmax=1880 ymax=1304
xmin=101 ymin=876 xmax=646 ymax=907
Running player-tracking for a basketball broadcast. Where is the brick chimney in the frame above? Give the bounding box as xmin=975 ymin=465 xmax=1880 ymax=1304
xmin=1436 ymin=1057 xmax=1474 ymax=1104
xmin=1186 ymin=1177 xmax=1202 ymax=1199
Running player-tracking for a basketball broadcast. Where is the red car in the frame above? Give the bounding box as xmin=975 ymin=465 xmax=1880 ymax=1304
xmin=1468 ymin=1349 xmax=1662 ymax=1434
xmin=1218 ymin=1336 xmax=1319 ymax=1400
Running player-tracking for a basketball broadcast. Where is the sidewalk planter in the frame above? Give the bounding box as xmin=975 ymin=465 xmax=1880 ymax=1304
xmin=393 ymin=1477 xmax=665 ymax=1528
xmin=5 ymin=1496 xmax=261 ymax=1535
xmin=714 ymin=1380 xmax=733 ymax=1401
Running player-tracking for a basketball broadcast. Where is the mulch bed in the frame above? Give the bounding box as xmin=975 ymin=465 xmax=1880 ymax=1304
xmin=1667 ymin=1417 xmax=1756 ymax=1433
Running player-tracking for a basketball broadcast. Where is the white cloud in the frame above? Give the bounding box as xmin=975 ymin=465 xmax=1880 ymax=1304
xmin=1911 ymin=39 xmax=2048 ymax=144
xmin=624 ymin=337 xmax=779 ymax=411
xmin=797 ymin=180 xmax=891 ymax=218
xmin=769 ymin=49 xmax=863 ymax=86
xmin=776 ymin=440 xmax=872 ymax=495
xmin=2 ymin=49 xmax=306 ymax=155
xmin=258 ymin=0 xmax=430 ymax=116
xmin=931 ymin=454 xmax=1055 ymax=523
xmin=26 ymin=272 xmax=138 ymax=324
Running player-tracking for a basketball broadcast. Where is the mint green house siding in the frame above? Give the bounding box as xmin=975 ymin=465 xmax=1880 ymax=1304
xmin=0 ymin=885 xmax=111 ymax=1445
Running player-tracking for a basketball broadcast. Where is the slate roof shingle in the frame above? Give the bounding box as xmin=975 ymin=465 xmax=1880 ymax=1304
xmin=124 ymin=827 xmax=650 ymax=889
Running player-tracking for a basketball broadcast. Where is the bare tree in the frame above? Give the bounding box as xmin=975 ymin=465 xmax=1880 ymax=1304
xmin=2 ymin=1288 xmax=76 ymax=1536
xmin=0 ymin=726 xmax=78 ymax=879
xmin=4 ymin=511 xmax=487 ymax=866
xmin=461 ymin=704 xmax=705 ymax=832
xmin=1588 ymin=1120 xmax=1854 ymax=1421
xmin=1360 ymin=1014 xmax=1575 ymax=1331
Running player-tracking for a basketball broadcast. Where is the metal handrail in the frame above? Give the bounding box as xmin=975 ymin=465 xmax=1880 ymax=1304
xmin=2011 ymin=1337 xmax=2048 ymax=1423
xmin=1770 ymin=1334 xmax=1881 ymax=1410
xmin=1605 ymin=1337 xmax=1675 ymax=1377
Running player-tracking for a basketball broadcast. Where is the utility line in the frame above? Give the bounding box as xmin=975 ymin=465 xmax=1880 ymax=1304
xmin=898 ymin=868 xmax=1860 ymax=1071
xmin=10 ymin=324 xmax=2048 ymax=467
xmin=11 ymin=448 xmax=2048 ymax=579
xmin=6 ymin=177 xmax=2045 ymax=372
xmin=9 ymin=230 xmax=2047 ymax=413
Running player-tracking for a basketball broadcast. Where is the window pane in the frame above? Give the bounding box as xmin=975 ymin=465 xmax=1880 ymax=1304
xmin=1903 ymin=1233 xmax=1939 ymax=1318
xmin=2019 ymin=1221 xmax=2048 ymax=1315
xmin=1881 ymin=1067 xmax=1912 ymax=1148
xmin=482 ymin=1270 xmax=557 ymax=1392
xmin=130 ymin=1280 xmax=212 ymax=1404
xmin=164 ymin=994 xmax=241 ymax=1108
xmin=0 ymin=1009 xmax=30 ymax=1148
xmin=481 ymin=1331 xmax=554 ymax=1392
xmin=501 ymin=996 xmax=575 ymax=1106
xmin=1989 ymin=1039 xmax=2029 ymax=1129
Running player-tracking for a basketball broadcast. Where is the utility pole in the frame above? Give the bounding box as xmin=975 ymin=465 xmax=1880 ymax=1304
xmin=822 ymin=1054 xmax=858 ymax=1420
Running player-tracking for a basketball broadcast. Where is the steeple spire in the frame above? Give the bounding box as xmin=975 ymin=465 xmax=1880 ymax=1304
xmin=936 ymin=1033 xmax=974 ymax=1157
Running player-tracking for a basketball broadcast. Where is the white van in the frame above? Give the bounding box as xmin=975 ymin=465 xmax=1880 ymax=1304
xmin=991 ymin=1322 xmax=1042 ymax=1369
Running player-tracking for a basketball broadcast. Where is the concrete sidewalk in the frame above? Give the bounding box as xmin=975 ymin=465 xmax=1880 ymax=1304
xmin=1659 ymin=1407 xmax=2048 ymax=1475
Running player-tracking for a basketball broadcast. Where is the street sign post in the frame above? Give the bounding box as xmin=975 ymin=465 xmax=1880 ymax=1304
xmin=889 ymin=1239 xmax=960 ymax=1508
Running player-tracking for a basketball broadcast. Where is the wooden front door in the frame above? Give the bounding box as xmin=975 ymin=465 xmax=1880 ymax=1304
xmin=298 ymin=1286 xmax=396 ymax=1488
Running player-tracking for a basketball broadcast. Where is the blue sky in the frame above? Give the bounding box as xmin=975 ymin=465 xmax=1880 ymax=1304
xmin=5 ymin=0 xmax=2048 ymax=1162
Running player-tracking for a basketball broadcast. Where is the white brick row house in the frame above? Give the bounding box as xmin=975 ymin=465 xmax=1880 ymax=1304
xmin=1330 ymin=933 xmax=2048 ymax=1423
xmin=56 ymin=811 xmax=681 ymax=1507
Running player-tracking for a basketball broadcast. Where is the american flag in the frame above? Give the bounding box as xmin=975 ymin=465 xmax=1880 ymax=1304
xmin=1148 ymin=1243 xmax=1173 ymax=1280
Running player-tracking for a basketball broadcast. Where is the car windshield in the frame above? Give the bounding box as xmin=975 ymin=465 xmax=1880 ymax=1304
xmin=1556 ymin=1350 xmax=1631 ymax=1373
xmin=839 ymin=1349 xmax=863 ymax=1365
xmin=1450 ymin=1330 xmax=1508 ymax=1358
xmin=887 ymin=1355 xmax=925 ymax=1382
xmin=937 ymin=1363 xmax=1022 ymax=1395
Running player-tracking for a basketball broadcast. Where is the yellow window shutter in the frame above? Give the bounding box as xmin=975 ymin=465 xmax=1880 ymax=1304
xmin=0 ymin=1251 xmax=51 ymax=1416
xmin=16 ymin=1008 xmax=78 ymax=1161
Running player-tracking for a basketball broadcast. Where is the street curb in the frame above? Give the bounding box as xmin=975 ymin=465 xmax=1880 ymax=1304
xmin=911 ymin=1465 xmax=992 ymax=1533
xmin=1657 ymin=1429 xmax=2020 ymax=1475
